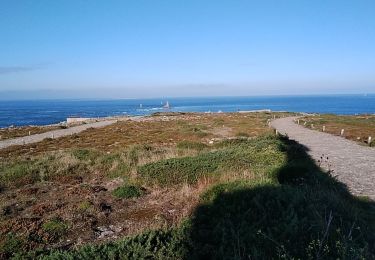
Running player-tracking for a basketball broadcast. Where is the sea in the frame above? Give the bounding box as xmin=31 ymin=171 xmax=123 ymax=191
xmin=0 ymin=95 xmax=374 ymax=128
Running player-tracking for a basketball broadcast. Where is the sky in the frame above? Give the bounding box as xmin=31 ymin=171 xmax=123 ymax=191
xmin=0 ymin=0 xmax=375 ymax=99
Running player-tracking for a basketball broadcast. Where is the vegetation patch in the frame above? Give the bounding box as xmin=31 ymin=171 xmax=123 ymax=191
xmin=0 ymin=153 xmax=88 ymax=187
xmin=42 ymin=218 xmax=69 ymax=241
xmin=7 ymin=136 xmax=375 ymax=259
xmin=77 ymin=200 xmax=92 ymax=212
xmin=138 ymin=135 xmax=285 ymax=186
xmin=112 ymin=185 xmax=145 ymax=199
xmin=16 ymin=228 xmax=188 ymax=259
xmin=176 ymin=141 xmax=208 ymax=151
xmin=0 ymin=233 xmax=25 ymax=259
xmin=72 ymin=148 xmax=99 ymax=162
xmin=235 ymin=131 xmax=250 ymax=137
xmin=138 ymin=150 xmax=230 ymax=186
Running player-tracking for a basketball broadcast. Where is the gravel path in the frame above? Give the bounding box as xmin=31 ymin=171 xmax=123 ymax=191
xmin=0 ymin=120 xmax=116 ymax=150
xmin=272 ymin=117 xmax=375 ymax=199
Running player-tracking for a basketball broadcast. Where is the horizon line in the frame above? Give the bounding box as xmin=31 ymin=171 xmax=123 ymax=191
xmin=0 ymin=93 xmax=374 ymax=102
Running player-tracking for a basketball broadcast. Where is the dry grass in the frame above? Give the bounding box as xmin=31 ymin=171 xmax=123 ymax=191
xmin=0 ymin=112 xmax=283 ymax=159
xmin=301 ymin=114 xmax=375 ymax=146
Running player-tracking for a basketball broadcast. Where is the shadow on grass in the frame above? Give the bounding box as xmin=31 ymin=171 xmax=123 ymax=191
xmin=6 ymin=136 xmax=375 ymax=259
xmin=187 ymin=137 xmax=375 ymax=259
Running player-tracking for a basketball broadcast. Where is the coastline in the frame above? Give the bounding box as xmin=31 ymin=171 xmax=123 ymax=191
xmin=1 ymin=95 xmax=375 ymax=128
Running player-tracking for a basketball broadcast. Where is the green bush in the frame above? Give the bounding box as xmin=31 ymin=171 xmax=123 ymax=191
xmin=112 ymin=185 xmax=144 ymax=199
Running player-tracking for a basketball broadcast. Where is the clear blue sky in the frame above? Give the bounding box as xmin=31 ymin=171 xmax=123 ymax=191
xmin=1 ymin=0 xmax=374 ymax=99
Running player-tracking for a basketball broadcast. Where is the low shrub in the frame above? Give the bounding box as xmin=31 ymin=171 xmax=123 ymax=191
xmin=16 ymin=227 xmax=189 ymax=259
xmin=112 ymin=185 xmax=144 ymax=199
xmin=138 ymin=135 xmax=285 ymax=186
xmin=0 ymin=233 xmax=25 ymax=259
xmin=138 ymin=151 xmax=229 ymax=186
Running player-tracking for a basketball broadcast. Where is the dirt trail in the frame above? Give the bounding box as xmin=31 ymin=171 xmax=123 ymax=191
xmin=0 ymin=120 xmax=116 ymax=150
xmin=272 ymin=117 xmax=375 ymax=199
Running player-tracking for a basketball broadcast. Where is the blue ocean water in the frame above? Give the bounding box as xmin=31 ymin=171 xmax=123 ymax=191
xmin=0 ymin=95 xmax=374 ymax=128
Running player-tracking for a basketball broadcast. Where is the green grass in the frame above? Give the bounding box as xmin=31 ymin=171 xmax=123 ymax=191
xmin=6 ymin=135 xmax=375 ymax=259
xmin=42 ymin=218 xmax=69 ymax=241
xmin=77 ymin=200 xmax=92 ymax=212
xmin=0 ymin=147 xmax=150 ymax=188
xmin=0 ymin=233 xmax=25 ymax=259
xmin=138 ymin=150 xmax=228 ymax=186
xmin=138 ymin=135 xmax=285 ymax=186
xmin=0 ymin=153 xmax=90 ymax=187
xmin=112 ymin=184 xmax=144 ymax=199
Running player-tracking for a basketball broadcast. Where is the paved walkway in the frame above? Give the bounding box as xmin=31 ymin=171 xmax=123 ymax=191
xmin=0 ymin=120 xmax=116 ymax=150
xmin=272 ymin=117 xmax=375 ymax=199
